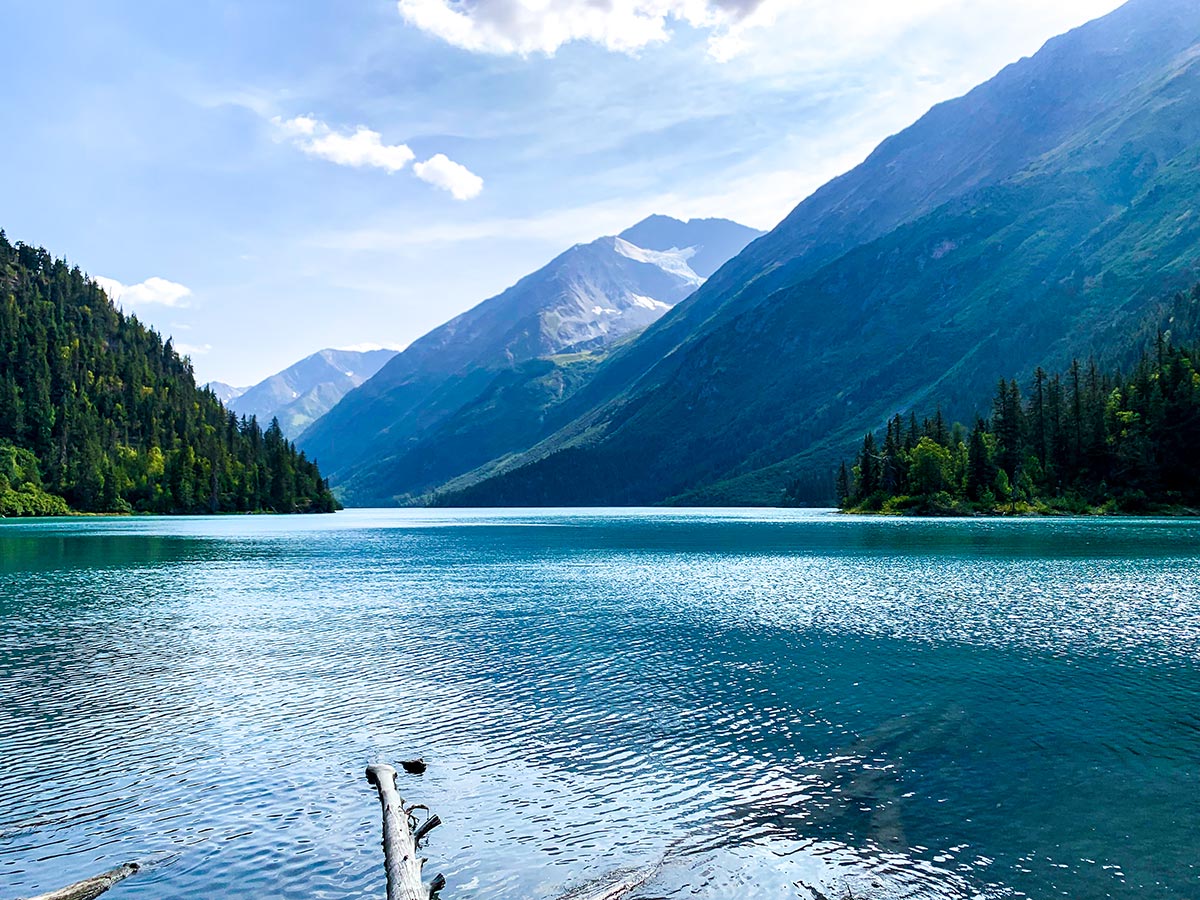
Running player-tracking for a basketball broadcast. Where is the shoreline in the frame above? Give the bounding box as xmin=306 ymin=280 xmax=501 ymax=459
xmin=840 ymin=502 xmax=1200 ymax=519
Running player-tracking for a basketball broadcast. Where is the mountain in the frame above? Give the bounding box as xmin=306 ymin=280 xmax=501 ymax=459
xmin=435 ymin=0 xmax=1200 ymax=507
xmin=227 ymin=348 xmax=399 ymax=439
xmin=0 ymin=233 xmax=338 ymax=514
xmin=615 ymin=215 xmax=768 ymax=278
xmin=298 ymin=216 xmax=763 ymax=503
xmin=205 ymin=381 xmax=245 ymax=405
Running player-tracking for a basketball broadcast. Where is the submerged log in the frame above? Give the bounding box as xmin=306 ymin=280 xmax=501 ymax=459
xmin=558 ymin=866 xmax=656 ymax=900
xmin=24 ymin=863 xmax=139 ymax=900
xmin=366 ymin=763 xmax=444 ymax=900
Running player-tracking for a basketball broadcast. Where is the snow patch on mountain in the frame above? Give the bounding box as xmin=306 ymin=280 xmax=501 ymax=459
xmin=613 ymin=237 xmax=703 ymax=286
xmin=630 ymin=293 xmax=671 ymax=311
xmin=205 ymin=381 xmax=247 ymax=405
xmin=296 ymin=215 xmax=765 ymax=481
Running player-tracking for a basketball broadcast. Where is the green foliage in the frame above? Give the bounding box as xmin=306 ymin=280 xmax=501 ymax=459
xmin=0 ymin=232 xmax=339 ymax=515
xmin=0 ymin=441 xmax=70 ymax=516
xmin=908 ymin=437 xmax=953 ymax=497
xmin=840 ymin=304 xmax=1200 ymax=516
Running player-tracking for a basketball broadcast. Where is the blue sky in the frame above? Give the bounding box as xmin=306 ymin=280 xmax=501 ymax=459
xmin=0 ymin=0 xmax=1124 ymax=386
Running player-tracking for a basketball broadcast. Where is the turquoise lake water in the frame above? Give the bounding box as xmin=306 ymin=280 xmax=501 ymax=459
xmin=0 ymin=509 xmax=1197 ymax=899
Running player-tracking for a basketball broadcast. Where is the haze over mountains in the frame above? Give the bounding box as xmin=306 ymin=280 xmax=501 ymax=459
xmin=296 ymin=216 xmax=763 ymax=503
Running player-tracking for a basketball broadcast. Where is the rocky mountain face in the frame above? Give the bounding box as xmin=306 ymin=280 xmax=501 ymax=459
xmin=297 ymin=216 xmax=762 ymax=502
xmin=433 ymin=0 xmax=1200 ymax=506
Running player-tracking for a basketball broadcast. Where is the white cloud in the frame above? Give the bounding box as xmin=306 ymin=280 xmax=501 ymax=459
xmin=95 ymin=275 xmax=192 ymax=308
xmin=311 ymin=136 xmax=871 ymax=257
xmin=272 ymin=115 xmax=415 ymax=172
xmin=272 ymin=115 xmax=483 ymax=198
xmin=413 ymin=153 xmax=485 ymax=200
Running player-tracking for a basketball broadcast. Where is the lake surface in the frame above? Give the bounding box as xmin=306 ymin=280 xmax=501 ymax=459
xmin=1 ymin=509 xmax=1197 ymax=900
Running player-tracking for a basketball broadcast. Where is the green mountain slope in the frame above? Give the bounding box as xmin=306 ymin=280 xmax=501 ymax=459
xmin=0 ymin=233 xmax=337 ymax=514
xmin=438 ymin=0 xmax=1200 ymax=507
xmin=337 ymin=350 xmax=607 ymax=505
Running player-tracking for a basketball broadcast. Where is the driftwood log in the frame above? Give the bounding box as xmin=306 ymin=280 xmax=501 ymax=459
xmin=366 ymin=761 xmax=652 ymax=900
xmin=366 ymin=763 xmax=445 ymax=900
xmin=24 ymin=863 xmax=139 ymax=900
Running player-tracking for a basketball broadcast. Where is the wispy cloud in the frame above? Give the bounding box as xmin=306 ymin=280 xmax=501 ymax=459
xmin=413 ymin=153 xmax=485 ymax=200
xmin=395 ymin=0 xmax=1122 ymax=64
xmin=95 ymin=275 xmax=192 ymax=307
xmin=395 ymin=0 xmax=771 ymax=59
xmin=271 ymin=114 xmax=484 ymax=199
xmin=312 ymin=138 xmax=871 ymax=256
xmin=174 ymin=341 xmax=212 ymax=357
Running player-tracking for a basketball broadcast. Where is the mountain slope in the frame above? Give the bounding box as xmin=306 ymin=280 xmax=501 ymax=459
xmin=336 ymin=350 xmax=610 ymax=505
xmin=228 ymin=348 xmax=398 ymax=439
xmin=438 ymin=0 xmax=1200 ymax=507
xmin=298 ymin=216 xmax=762 ymax=501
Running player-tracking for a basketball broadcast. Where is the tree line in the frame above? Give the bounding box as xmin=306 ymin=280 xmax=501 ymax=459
xmin=0 ymin=231 xmax=338 ymax=515
xmin=837 ymin=284 xmax=1200 ymax=514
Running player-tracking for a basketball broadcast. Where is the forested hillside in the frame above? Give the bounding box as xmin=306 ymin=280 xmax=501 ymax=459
xmin=837 ymin=284 xmax=1200 ymax=514
xmin=0 ymin=233 xmax=338 ymax=515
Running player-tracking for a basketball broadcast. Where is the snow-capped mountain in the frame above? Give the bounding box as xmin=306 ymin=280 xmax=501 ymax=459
xmin=298 ymin=215 xmax=763 ymax=486
xmin=225 ymin=347 xmax=399 ymax=439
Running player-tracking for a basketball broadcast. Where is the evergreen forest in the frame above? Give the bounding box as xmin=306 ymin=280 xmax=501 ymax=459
xmin=0 ymin=233 xmax=338 ymax=516
xmin=835 ymin=284 xmax=1200 ymax=515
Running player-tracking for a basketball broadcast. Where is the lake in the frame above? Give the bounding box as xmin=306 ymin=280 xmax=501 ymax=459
xmin=1 ymin=509 xmax=1197 ymax=899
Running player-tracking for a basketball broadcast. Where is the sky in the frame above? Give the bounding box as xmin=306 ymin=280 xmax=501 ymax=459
xmin=0 ymin=0 xmax=1127 ymax=387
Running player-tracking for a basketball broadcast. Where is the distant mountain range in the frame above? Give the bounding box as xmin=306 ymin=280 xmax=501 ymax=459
xmin=209 ymin=348 xmax=399 ymax=439
xmin=206 ymin=382 xmax=245 ymax=405
xmin=297 ymin=216 xmax=763 ymax=504
xmin=423 ymin=0 xmax=1200 ymax=507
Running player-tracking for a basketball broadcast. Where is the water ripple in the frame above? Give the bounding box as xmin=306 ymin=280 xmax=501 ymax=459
xmin=1 ymin=510 xmax=1197 ymax=899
